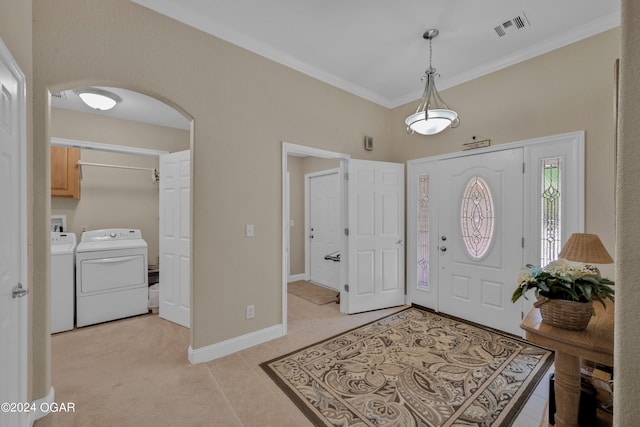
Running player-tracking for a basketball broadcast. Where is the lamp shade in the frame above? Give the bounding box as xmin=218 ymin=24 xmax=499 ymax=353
xmin=558 ymin=233 xmax=613 ymax=264
xmin=405 ymin=109 xmax=458 ymax=135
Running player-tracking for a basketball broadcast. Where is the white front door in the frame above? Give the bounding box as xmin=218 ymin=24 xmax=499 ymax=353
xmin=0 ymin=39 xmax=28 ymax=427
xmin=438 ymin=149 xmax=524 ymax=335
xmin=159 ymin=150 xmax=191 ymax=328
xmin=308 ymin=170 xmax=340 ymax=290
xmin=346 ymin=160 xmax=404 ymax=313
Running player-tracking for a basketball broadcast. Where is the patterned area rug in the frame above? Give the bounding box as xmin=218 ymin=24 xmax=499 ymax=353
xmin=261 ymin=306 xmax=553 ymax=426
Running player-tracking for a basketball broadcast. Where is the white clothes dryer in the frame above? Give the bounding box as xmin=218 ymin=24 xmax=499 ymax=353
xmin=75 ymin=229 xmax=148 ymax=327
xmin=51 ymin=232 xmax=77 ymax=333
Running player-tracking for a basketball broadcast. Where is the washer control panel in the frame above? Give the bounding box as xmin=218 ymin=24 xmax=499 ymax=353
xmin=51 ymin=232 xmax=77 ymax=245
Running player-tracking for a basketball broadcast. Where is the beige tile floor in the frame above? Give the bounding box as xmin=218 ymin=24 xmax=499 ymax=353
xmin=36 ymin=294 xmax=551 ymax=426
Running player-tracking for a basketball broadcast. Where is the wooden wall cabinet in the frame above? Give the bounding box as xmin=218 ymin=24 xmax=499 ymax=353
xmin=51 ymin=146 xmax=80 ymax=199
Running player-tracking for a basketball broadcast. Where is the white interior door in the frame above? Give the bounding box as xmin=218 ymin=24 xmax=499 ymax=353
xmin=438 ymin=149 xmax=523 ymax=335
xmin=0 ymin=39 xmax=27 ymax=427
xmin=159 ymin=150 xmax=191 ymax=328
xmin=346 ymin=159 xmax=404 ymax=313
xmin=308 ymin=170 xmax=340 ymax=290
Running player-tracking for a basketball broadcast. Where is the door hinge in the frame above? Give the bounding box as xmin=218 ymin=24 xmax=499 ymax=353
xmin=522 ymin=162 xmax=525 ymax=174
xmin=522 ymin=237 xmax=525 ymax=248
xmin=521 ymin=311 xmax=524 ymax=320
xmin=344 ymin=284 xmax=349 ymax=292
xmin=344 ymin=228 xmax=349 ymax=236
xmin=344 ymin=172 xmax=349 ymax=180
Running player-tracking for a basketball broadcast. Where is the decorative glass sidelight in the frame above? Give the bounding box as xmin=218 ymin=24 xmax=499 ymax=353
xmin=461 ymin=176 xmax=495 ymax=259
xmin=417 ymin=175 xmax=430 ymax=290
xmin=541 ymin=158 xmax=561 ymax=266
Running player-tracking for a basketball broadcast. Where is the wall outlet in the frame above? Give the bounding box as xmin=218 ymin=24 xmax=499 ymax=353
xmin=81 ymin=225 xmax=88 ymax=233
xmin=246 ymin=224 xmax=254 ymax=237
xmin=246 ymin=305 xmax=255 ymax=319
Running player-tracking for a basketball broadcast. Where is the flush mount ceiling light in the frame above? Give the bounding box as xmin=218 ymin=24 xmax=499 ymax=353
xmin=76 ymin=88 xmax=121 ymax=111
xmin=405 ymin=29 xmax=460 ymax=135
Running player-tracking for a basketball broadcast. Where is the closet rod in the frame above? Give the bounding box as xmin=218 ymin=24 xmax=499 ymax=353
xmin=77 ymin=160 xmax=155 ymax=172
xmin=77 ymin=161 xmax=160 ymax=184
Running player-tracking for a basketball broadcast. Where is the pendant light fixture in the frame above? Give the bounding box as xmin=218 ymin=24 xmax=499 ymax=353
xmin=405 ymin=29 xmax=459 ymax=135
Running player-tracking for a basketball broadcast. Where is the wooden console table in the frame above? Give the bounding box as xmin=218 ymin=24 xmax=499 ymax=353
xmin=520 ymin=300 xmax=614 ymax=427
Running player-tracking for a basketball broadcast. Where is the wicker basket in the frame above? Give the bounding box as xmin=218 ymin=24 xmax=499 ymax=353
xmin=534 ymin=296 xmax=594 ymax=330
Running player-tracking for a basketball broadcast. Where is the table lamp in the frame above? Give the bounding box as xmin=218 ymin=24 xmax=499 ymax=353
xmin=558 ymin=233 xmax=613 ymax=276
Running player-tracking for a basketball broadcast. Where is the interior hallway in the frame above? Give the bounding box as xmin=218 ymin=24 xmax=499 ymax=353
xmin=36 ymin=295 xmax=550 ymax=426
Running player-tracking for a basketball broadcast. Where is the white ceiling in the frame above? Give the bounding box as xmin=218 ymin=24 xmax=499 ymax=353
xmin=52 ymin=0 xmax=620 ymax=128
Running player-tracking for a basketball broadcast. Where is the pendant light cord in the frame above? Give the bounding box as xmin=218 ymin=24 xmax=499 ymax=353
xmin=429 ymin=36 xmax=433 ymax=73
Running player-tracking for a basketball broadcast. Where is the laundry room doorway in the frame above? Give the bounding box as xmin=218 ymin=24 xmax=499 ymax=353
xmin=49 ymin=86 xmax=192 ymax=331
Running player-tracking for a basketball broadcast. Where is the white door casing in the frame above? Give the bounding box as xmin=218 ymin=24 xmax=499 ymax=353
xmin=346 ymin=159 xmax=405 ymax=314
xmin=0 ymin=38 xmax=28 ymax=427
xmin=159 ymin=150 xmax=191 ymax=328
xmin=438 ymin=149 xmax=524 ymax=336
xmin=307 ymin=170 xmax=340 ymax=290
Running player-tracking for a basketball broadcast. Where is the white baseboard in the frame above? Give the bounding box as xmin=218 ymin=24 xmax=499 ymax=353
xmin=188 ymin=324 xmax=284 ymax=364
xmin=27 ymin=386 xmax=55 ymax=426
xmin=288 ymin=273 xmax=306 ymax=282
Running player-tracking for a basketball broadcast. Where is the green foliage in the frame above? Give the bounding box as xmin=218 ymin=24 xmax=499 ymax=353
xmin=512 ymin=259 xmax=615 ymax=309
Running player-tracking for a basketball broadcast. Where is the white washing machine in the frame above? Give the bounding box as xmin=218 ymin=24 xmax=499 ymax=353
xmin=75 ymin=229 xmax=148 ymax=327
xmin=51 ymin=232 xmax=77 ymax=333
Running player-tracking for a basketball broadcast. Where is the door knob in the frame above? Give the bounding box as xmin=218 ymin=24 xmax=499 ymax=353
xmin=440 ymin=246 xmax=447 ymax=252
xmin=12 ymin=283 xmax=29 ymax=299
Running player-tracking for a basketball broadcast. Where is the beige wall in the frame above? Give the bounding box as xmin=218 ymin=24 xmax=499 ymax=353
xmin=31 ymin=0 xmax=392 ymax=400
xmin=51 ymin=108 xmax=190 ymax=265
xmin=391 ymin=28 xmax=620 ymax=279
xmin=287 ymin=156 xmax=305 ymax=276
xmin=616 ymin=0 xmax=640 ymax=423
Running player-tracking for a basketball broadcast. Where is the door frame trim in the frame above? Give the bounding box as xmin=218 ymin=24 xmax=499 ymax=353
xmin=282 ymin=142 xmax=350 ymax=334
xmin=406 ymin=131 xmax=585 ymax=319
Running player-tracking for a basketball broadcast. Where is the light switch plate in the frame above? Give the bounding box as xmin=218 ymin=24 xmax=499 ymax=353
xmin=246 ymin=224 xmax=254 ymax=237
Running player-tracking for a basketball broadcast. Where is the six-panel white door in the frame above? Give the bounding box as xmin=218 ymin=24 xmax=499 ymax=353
xmin=437 ymin=149 xmax=524 ymax=335
xmin=346 ymin=160 xmax=404 ymax=313
xmin=159 ymin=150 xmax=191 ymax=328
xmin=0 ymin=38 xmax=27 ymax=427
xmin=308 ymin=170 xmax=341 ymax=290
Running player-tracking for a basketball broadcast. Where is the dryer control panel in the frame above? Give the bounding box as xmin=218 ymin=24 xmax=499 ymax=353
xmin=81 ymin=229 xmax=142 ymax=242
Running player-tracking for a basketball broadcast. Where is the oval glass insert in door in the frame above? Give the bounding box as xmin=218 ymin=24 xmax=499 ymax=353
xmin=460 ymin=176 xmax=495 ymax=260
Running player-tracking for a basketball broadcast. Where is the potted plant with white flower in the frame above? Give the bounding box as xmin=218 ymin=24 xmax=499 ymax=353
xmin=512 ymin=234 xmax=615 ymax=330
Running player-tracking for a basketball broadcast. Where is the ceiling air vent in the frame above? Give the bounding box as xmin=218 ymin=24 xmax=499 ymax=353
xmin=51 ymin=91 xmax=67 ymax=100
xmin=494 ymin=12 xmax=530 ymax=37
